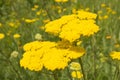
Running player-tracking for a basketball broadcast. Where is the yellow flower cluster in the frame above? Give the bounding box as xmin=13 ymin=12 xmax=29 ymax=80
xmin=20 ymin=41 xmax=85 ymax=71
xmin=45 ymin=10 xmax=99 ymax=42
xmin=55 ymin=0 xmax=68 ymax=3
xmin=110 ymin=51 xmax=120 ymax=60
xmin=97 ymin=3 xmax=117 ymax=20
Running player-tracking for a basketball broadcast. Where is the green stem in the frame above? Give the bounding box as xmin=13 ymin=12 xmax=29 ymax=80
xmin=53 ymin=71 xmax=58 ymax=80
xmin=112 ymin=60 xmax=120 ymax=80
xmin=67 ymin=68 xmax=72 ymax=80
xmin=116 ymin=62 xmax=120 ymax=80
xmin=79 ymin=58 xmax=86 ymax=80
xmin=41 ymin=0 xmax=53 ymax=21
xmin=91 ymin=36 xmax=97 ymax=80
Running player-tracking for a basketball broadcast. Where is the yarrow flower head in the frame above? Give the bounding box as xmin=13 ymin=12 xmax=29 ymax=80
xmin=45 ymin=10 xmax=99 ymax=43
xmin=110 ymin=51 xmax=120 ymax=60
xmin=20 ymin=41 xmax=85 ymax=71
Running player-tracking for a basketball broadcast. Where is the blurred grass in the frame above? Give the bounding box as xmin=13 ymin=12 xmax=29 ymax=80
xmin=0 ymin=0 xmax=120 ymax=80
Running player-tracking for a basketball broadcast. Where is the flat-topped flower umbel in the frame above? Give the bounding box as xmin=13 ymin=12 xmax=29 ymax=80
xmin=45 ymin=10 xmax=99 ymax=43
xmin=20 ymin=41 xmax=85 ymax=71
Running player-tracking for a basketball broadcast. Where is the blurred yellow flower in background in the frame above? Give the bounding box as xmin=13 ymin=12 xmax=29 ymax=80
xmin=72 ymin=8 xmax=77 ymax=14
xmin=112 ymin=11 xmax=116 ymax=14
xmin=24 ymin=18 xmax=39 ymax=23
xmin=110 ymin=51 xmax=120 ymax=60
xmin=13 ymin=34 xmax=21 ymax=38
xmin=32 ymin=5 xmax=39 ymax=11
xmin=43 ymin=19 xmax=50 ymax=24
xmin=55 ymin=0 xmax=68 ymax=2
xmin=76 ymin=41 xmax=82 ymax=46
xmin=106 ymin=35 xmax=111 ymax=39
xmin=71 ymin=71 xmax=83 ymax=79
xmin=97 ymin=10 xmax=102 ymax=14
xmin=9 ymin=22 xmax=15 ymax=27
xmin=36 ymin=10 xmax=41 ymax=15
xmin=0 ymin=33 xmax=5 ymax=39
xmin=103 ymin=15 xmax=108 ymax=19
xmin=101 ymin=3 xmax=106 ymax=7
xmin=85 ymin=8 xmax=90 ymax=11
xmin=114 ymin=44 xmax=120 ymax=48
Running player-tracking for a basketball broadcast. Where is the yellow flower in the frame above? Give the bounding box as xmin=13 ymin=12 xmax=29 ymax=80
xmin=34 ymin=5 xmax=39 ymax=9
xmin=97 ymin=10 xmax=102 ymax=14
xmin=0 ymin=33 xmax=5 ymax=39
xmin=72 ymin=8 xmax=77 ymax=14
xmin=106 ymin=35 xmax=111 ymax=39
xmin=114 ymin=44 xmax=120 ymax=48
xmin=112 ymin=11 xmax=116 ymax=14
xmin=13 ymin=34 xmax=21 ymax=38
xmin=8 ymin=22 xmax=15 ymax=27
xmin=8 ymin=21 xmax=20 ymax=28
xmin=31 ymin=8 xmax=36 ymax=11
xmin=71 ymin=71 xmax=83 ymax=79
xmin=76 ymin=41 xmax=82 ymax=46
xmin=98 ymin=16 xmax=103 ymax=20
xmin=24 ymin=18 xmax=38 ymax=23
xmin=31 ymin=5 xmax=39 ymax=11
xmin=58 ymin=9 xmax=62 ymax=13
xmin=43 ymin=19 xmax=50 ymax=24
xmin=45 ymin=10 xmax=99 ymax=43
xmin=39 ymin=26 xmax=45 ymax=30
xmin=110 ymin=51 xmax=120 ymax=60
xmin=77 ymin=10 xmax=97 ymax=19
xmin=101 ymin=3 xmax=106 ymax=7
xmin=20 ymin=41 xmax=85 ymax=71
xmin=103 ymin=15 xmax=108 ymax=19
xmin=55 ymin=0 xmax=68 ymax=2
xmin=106 ymin=7 xmax=112 ymax=13
xmin=71 ymin=0 xmax=77 ymax=3
xmin=36 ymin=11 xmax=41 ymax=15
xmin=85 ymin=8 xmax=90 ymax=11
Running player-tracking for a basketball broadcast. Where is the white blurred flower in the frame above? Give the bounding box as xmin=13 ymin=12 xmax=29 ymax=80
xmin=11 ymin=51 xmax=19 ymax=58
xmin=35 ymin=33 xmax=42 ymax=40
xmin=69 ymin=62 xmax=81 ymax=70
